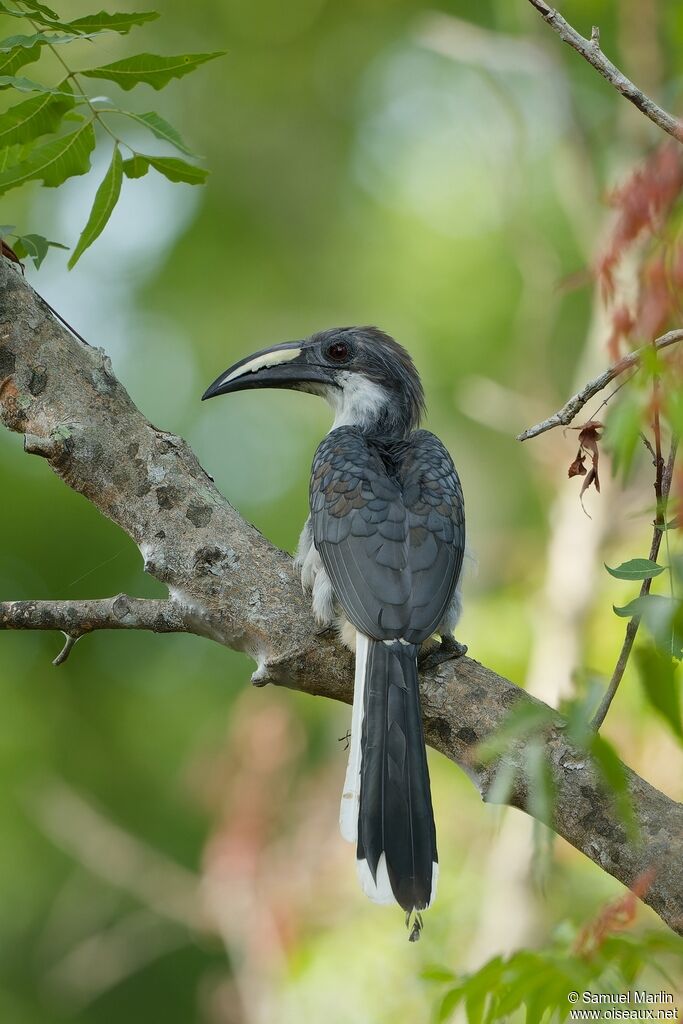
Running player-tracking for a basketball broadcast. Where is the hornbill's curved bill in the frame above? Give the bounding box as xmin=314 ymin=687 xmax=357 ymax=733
xmin=202 ymin=326 xmax=466 ymax=941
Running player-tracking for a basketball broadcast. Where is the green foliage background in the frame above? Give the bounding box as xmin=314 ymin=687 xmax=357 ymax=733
xmin=0 ymin=1 xmax=682 ymax=1021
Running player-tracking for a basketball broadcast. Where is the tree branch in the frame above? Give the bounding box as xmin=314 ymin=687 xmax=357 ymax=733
xmin=526 ymin=0 xmax=683 ymax=144
xmin=0 ymin=595 xmax=190 ymax=664
xmin=517 ymin=329 xmax=683 ymax=441
xmin=1 ymin=258 xmax=683 ymax=936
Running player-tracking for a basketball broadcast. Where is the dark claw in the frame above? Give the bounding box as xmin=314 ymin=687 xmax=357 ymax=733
xmin=315 ymin=624 xmax=335 ymax=638
xmin=419 ymin=634 xmax=467 ymax=672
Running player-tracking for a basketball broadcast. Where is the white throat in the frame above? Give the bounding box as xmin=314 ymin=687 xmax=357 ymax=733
xmin=326 ymin=372 xmax=390 ymax=431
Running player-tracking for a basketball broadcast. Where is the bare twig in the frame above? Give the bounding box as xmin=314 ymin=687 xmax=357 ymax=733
xmin=517 ymin=329 xmax=683 ymax=441
xmin=591 ymin=438 xmax=678 ymax=731
xmin=526 ymin=0 xmax=683 ymax=144
xmin=0 ymin=596 xmax=190 ymax=663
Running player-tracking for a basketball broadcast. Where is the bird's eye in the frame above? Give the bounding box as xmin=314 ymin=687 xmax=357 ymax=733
xmin=326 ymin=340 xmax=351 ymax=363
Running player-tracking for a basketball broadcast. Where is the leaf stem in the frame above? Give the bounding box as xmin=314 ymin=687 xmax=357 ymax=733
xmin=592 ymin=437 xmax=678 ymax=731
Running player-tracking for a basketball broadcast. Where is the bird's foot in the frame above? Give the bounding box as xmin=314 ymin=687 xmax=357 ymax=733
xmin=315 ymin=623 xmax=336 ymax=639
xmin=419 ymin=634 xmax=467 ymax=672
xmin=338 ymin=729 xmax=351 ymax=750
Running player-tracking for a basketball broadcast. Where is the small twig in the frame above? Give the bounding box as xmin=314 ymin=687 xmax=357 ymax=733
xmin=53 ymin=633 xmax=78 ymax=666
xmin=640 ymin=432 xmax=657 ymax=462
xmin=0 ymin=596 xmax=190 ymax=664
xmin=526 ymin=0 xmax=683 ymax=144
xmin=592 ymin=438 xmax=678 ymax=731
xmin=518 ymin=329 xmax=683 ymax=441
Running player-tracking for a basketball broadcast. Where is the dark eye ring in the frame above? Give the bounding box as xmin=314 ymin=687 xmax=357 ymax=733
xmin=326 ymin=340 xmax=351 ymax=363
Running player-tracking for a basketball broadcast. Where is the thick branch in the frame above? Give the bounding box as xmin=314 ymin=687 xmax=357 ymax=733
xmin=1 ymin=259 xmax=682 ymax=936
xmin=518 ymin=329 xmax=683 ymax=441
xmin=526 ymin=0 xmax=683 ymax=144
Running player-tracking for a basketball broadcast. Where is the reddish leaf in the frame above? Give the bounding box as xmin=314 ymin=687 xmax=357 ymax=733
xmin=568 ymin=450 xmax=587 ymax=478
xmin=571 ymin=421 xmax=603 ymax=505
xmin=574 ymin=868 xmax=656 ymax=957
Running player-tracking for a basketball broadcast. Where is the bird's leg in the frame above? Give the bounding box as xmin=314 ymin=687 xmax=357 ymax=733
xmin=418 ymin=633 xmax=467 ymax=671
xmin=338 ymin=729 xmax=351 ymax=750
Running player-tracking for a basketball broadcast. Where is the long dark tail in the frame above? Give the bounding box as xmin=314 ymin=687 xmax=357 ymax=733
xmin=341 ymin=635 xmax=438 ymax=922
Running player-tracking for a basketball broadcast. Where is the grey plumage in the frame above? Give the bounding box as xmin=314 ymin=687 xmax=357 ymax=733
xmin=202 ymin=325 xmax=466 ymax=934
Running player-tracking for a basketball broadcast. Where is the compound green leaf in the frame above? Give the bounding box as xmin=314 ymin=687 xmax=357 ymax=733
xmin=0 ymin=83 xmax=73 ymax=145
xmin=0 ymin=120 xmax=95 ymax=192
xmin=80 ymin=50 xmax=225 ymax=91
xmin=68 ymin=145 xmax=123 ymax=268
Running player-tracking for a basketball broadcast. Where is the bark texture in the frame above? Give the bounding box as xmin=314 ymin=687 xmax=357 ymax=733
xmin=1 ymin=257 xmax=682 ymax=935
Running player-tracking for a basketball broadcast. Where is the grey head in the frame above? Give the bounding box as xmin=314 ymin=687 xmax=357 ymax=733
xmin=202 ymin=326 xmax=425 ymax=436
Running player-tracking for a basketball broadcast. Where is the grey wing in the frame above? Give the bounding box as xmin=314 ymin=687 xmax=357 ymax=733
xmin=310 ymin=429 xmax=412 ymax=640
xmin=310 ymin=428 xmax=465 ymax=644
xmin=399 ymin=429 xmax=465 ymax=642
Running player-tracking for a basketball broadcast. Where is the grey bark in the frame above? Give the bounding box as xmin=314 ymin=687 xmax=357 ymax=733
xmin=1 ymin=257 xmax=682 ymax=936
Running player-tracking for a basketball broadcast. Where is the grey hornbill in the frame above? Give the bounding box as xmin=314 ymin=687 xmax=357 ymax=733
xmin=202 ymin=327 xmax=466 ymax=940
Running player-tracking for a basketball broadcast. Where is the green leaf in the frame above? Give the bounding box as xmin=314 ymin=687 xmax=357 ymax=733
xmin=634 ymin=645 xmax=683 ymax=741
xmin=0 ymin=43 xmax=40 ymax=77
xmin=603 ymin=394 xmax=642 ymax=483
xmin=613 ymin=594 xmax=683 ymax=658
xmin=613 ymin=594 xmax=673 ymax=618
xmin=15 ymin=0 xmax=60 ymax=19
xmin=438 ymin=986 xmax=465 ymax=1023
xmin=64 ymin=10 xmax=159 ymax=35
xmin=421 ymin=965 xmax=456 ymax=983
xmin=12 ymin=232 xmax=68 ymax=268
xmin=121 ymin=153 xmax=207 ymax=184
xmin=0 ymin=32 xmax=83 ymax=50
xmin=0 ymin=84 xmax=74 ymax=145
xmin=0 ymin=75 xmax=73 ymax=95
xmin=145 ymin=154 xmax=207 ymax=184
xmin=589 ymin=734 xmax=637 ymax=837
xmin=122 ymin=154 xmax=149 ymax=178
xmin=80 ymin=50 xmax=225 ymax=91
xmin=0 ymin=121 xmax=95 ymax=193
xmin=68 ymin=145 xmax=123 ymax=268
xmin=476 ymin=701 xmax=555 ymax=763
xmin=606 ymin=558 xmax=666 ymax=581
xmin=0 ymin=1 xmax=74 ymax=31
xmin=120 ymin=109 xmax=196 ymax=155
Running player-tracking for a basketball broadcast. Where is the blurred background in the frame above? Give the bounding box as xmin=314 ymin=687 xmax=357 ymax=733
xmin=1 ymin=0 xmax=683 ymax=1020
